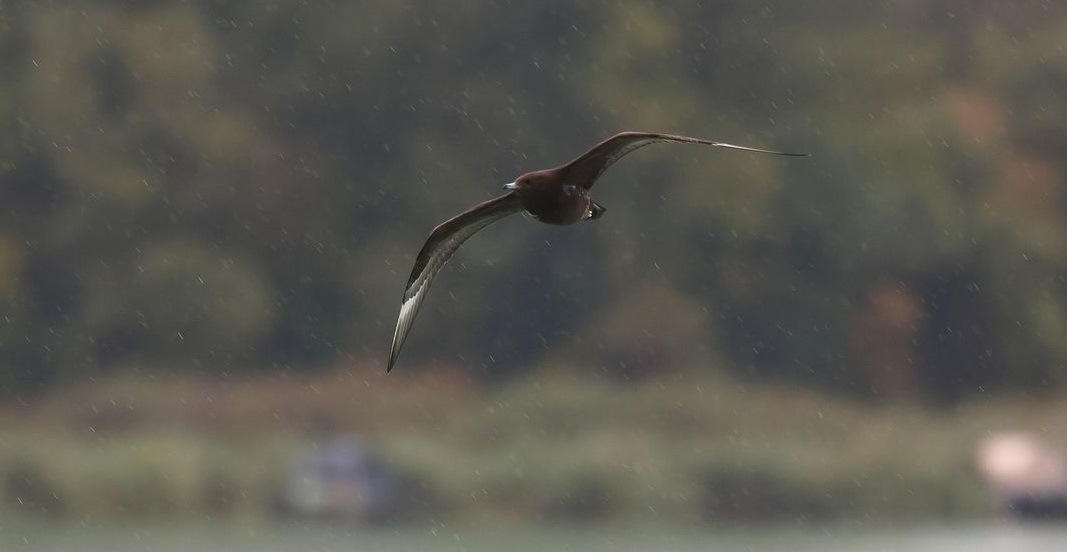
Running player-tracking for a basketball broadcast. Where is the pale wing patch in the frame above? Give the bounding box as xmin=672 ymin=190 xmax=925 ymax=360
xmin=705 ymin=141 xmax=808 ymax=157
xmin=389 ymin=277 xmax=430 ymax=372
xmin=388 ymin=195 xmax=522 ymax=371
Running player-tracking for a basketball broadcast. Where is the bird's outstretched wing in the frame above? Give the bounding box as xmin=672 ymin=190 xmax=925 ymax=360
xmin=559 ymin=131 xmax=807 ymax=190
xmin=388 ymin=193 xmax=524 ymax=372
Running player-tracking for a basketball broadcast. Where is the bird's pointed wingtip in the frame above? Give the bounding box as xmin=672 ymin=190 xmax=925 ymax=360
xmin=766 ymin=150 xmax=808 ymax=157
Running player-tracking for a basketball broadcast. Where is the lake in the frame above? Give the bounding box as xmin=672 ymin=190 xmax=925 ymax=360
xmin=5 ymin=518 xmax=1067 ymax=552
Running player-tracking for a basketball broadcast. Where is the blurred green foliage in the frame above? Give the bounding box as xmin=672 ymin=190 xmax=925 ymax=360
xmin=2 ymin=0 xmax=1067 ymax=400
xmin=0 ymin=371 xmax=1022 ymax=522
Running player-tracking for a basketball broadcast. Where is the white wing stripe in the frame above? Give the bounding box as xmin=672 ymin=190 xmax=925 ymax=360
xmin=388 ymin=198 xmax=522 ymax=370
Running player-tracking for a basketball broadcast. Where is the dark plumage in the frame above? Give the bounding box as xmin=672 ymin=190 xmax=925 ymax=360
xmin=388 ymin=131 xmax=806 ymax=372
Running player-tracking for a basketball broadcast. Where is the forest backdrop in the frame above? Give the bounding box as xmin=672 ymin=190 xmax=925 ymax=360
xmin=2 ymin=0 xmax=1067 ymax=404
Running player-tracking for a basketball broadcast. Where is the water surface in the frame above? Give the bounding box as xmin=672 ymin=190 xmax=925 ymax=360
xmin=5 ymin=518 xmax=1067 ymax=552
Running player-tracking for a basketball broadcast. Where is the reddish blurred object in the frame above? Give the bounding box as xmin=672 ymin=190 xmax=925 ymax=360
xmin=977 ymin=432 xmax=1067 ymax=520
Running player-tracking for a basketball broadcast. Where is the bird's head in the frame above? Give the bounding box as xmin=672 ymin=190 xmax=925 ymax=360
xmin=503 ymin=171 xmax=555 ymax=192
xmin=502 ymin=174 xmax=530 ymax=191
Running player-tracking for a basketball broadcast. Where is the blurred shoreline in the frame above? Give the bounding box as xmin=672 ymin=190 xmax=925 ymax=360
xmin=3 ymin=365 xmax=1065 ymax=525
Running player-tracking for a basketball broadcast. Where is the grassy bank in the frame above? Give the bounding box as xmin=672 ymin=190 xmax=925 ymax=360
xmin=1 ymin=366 xmax=1064 ymax=525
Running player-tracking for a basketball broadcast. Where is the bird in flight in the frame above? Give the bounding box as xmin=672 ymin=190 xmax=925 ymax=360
xmin=387 ymin=131 xmax=806 ymax=372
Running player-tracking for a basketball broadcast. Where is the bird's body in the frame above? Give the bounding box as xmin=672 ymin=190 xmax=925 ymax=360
xmin=504 ymin=170 xmax=604 ymax=225
xmin=388 ymin=131 xmax=806 ymax=372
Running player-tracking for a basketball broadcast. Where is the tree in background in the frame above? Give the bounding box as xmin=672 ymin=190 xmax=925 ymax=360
xmin=1 ymin=0 xmax=1066 ymax=402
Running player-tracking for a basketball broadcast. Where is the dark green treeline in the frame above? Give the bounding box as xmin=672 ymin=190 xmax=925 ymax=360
xmin=2 ymin=0 xmax=1066 ymax=400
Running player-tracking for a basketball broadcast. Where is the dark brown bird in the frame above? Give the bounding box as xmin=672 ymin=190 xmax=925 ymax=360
xmin=388 ymin=131 xmax=806 ymax=372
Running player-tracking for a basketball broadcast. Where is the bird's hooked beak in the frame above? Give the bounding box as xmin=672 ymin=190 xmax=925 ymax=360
xmin=502 ymin=181 xmax=518 ymax=191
